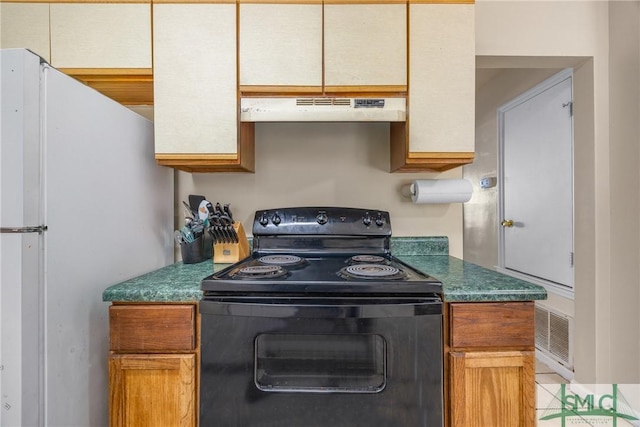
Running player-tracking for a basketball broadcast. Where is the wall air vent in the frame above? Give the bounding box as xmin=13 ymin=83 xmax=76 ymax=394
xmin=535 ymin=303 xmax=573 ymax=368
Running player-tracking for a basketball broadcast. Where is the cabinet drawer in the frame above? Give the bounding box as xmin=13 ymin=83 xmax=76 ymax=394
xmin=110 ymin=305 xmax=195 ymax=352
xmin=449 ymin=302 xmax=534 ymax=349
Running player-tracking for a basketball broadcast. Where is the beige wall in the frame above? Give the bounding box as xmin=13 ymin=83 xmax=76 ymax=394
xmin=177 ymin=122 xmax=465 ymax=258
xmin=472 ymin=0 xmax=640 ymax=385
xmin=476 ymin=1 xmax=608 ymax=57
xmin=608 ymin=1 xmax=640 ymax=384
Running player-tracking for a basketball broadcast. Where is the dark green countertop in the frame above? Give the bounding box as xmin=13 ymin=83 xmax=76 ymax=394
xmin=398 ymin=255 xmax=547 ymax=302
xmin=102 ymin=237 xmax=547 ymax=303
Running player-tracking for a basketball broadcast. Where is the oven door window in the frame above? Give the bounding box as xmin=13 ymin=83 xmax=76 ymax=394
xmin=254 ymin=334 xmax=386 ymax=393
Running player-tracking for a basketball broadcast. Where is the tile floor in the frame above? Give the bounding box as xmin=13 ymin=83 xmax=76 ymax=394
xmin=535 ymin=358 xmax=569 ymax=385
xmin=535 ymin=358 xmax=638 ymax=427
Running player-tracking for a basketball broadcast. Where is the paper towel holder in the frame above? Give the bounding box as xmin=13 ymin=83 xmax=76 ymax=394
xmin=402 ymin=179 xmax=473 ymax=204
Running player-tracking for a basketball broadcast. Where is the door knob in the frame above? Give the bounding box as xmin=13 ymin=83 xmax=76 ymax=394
xmin=501 ymin=219 xmax=514 ymax=228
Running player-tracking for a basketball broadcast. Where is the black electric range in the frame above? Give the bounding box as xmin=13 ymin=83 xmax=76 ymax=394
xmin=201 ymin=206 xmax=443 ymax=297
xmin=199 ymin=207 xmax=444 ymax=427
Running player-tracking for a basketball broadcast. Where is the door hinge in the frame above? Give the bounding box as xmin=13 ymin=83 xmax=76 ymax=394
xmin=570 ymin=251 xmax=574 ymax=267
xmin=562 ymin=101 xmax=573 ymax=116
xmin=0 ymin=225 xmax=48 ymax=234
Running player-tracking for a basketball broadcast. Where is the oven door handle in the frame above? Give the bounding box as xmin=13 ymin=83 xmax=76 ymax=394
xmin=199 ymin=298 xmax=442 ymax=318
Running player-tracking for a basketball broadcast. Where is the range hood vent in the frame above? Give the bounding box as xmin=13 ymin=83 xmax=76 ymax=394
xmin=295 ymin=97 xmax=351 ymax=106
xmin=240 ymin=97 xmax=406 ymax=122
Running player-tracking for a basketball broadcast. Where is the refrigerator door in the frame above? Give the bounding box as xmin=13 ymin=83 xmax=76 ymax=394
xmin=42 ymin=63 xmax=173 ymax=425
xmin=1 ymin=48 xmax=174 ymax=427
xmin=1 ymin=48 xmax=46 ymax=427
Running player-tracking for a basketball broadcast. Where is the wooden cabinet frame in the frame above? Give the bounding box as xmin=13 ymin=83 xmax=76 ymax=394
xmin=108 ymin=303 xmax=199 ymax=427
xmin=444 ymin=301 xmax=536 ymax=427
xmin=390 ymin=123 xmax=475 ymax=172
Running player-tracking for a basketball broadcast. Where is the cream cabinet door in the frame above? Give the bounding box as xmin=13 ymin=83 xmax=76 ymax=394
xmin=324 ymin=3 xmax=407 ymax=91
xmin=239 ymin=3 xmax=322 ymax=91
xmin=409 ymin=4 xmax=474 ymax=153
xmin=153 ymin=3 xmax=237 ymax=155
xmin=1 ymin=3 xmax=51 ymax=62
xmin=49 ymin=3 xmax=151 ymax=69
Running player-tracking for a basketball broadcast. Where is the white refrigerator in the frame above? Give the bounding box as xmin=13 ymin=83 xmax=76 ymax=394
xmin=0 ymin=48 xmax=174 ymax=426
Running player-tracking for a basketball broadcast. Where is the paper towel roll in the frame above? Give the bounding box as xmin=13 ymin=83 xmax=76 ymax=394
xmin=410 ymin=179 xmax=473 ymax=204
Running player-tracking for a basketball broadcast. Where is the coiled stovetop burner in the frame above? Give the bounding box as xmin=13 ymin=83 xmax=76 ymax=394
xmin=232 ymin=265 xmax=288 ymax=279
xmin=349 ymin=254 xmax=387 ymax=264
xmin=258 ymin=254 xmax=306 ymax=267
xmin=338 ymin=263 xmax=407 ymax=280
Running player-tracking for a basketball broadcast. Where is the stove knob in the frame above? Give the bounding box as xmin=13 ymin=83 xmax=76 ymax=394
xmin=272 ymin=214 xmax=281 ymax=226
xmin=316 ymin=211 xmax=328 ymax=225
xmin=375 ymin=214 xmax=385 ymax=227
xmin=362 ymin=214 xmax=372 ymax=227
xmin=258 ymin=212 xmax=269 ymax=227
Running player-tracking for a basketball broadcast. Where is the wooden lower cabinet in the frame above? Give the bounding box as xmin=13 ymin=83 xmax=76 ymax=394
xmin=446 ymin=302 xmax=536 ymax=427
xmin=109 ymin=354 xmax=196 ymax=427
xmin=106 ymin=301 xmax=537 ymax=427
xmin=108 ymin=303 xmax=198 ymax=427
xmin=449 ymin=350 xmax=536 ymax=427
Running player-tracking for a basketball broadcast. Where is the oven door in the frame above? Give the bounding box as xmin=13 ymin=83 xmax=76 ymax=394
xmin=199 ymin=296 xmax=443 ymax=427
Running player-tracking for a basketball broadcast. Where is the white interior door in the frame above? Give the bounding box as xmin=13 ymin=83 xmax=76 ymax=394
xmin=499 ymin=70 xmax=574 ymax=290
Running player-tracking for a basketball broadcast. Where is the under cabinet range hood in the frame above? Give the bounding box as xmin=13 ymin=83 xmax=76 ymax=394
xmin=240 ymin=97 xmax=406 ymax=122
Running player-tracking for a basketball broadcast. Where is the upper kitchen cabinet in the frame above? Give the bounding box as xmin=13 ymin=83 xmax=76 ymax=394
xmin=0 ymin=2 xmax=51 ymax=62
xmin=324 ymin=1 xmax=406 ymax=93
xmin=391 ymin=1 xmax=475 ymax=172
xmin=49 ymin=2 xmax=153 ymax=105
xmin=238 ymin=0 xmax=406 ymax=95
xmin=153 ymin=1 xmax=254 ymax=172
xmin=239 ymin=1 xmax=323 ymax=94
xmin=50 ymin=3 xmax=151 ymax=68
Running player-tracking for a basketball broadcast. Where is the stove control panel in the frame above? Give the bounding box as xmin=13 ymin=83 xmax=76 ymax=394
xmin=253 ymin=207 xmax=391 ymax=236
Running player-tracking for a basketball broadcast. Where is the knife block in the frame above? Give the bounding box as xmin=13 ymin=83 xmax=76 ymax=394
xmin=213 ymin=222 xmax=250 ymax=264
